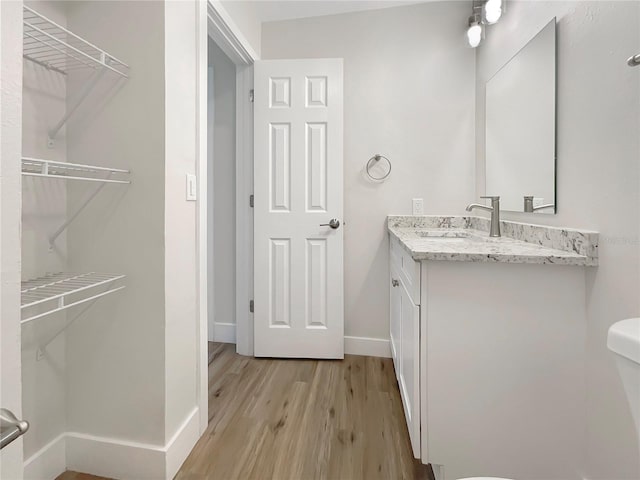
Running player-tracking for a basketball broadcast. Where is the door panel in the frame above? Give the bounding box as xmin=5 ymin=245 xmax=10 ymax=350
xmin=390 ymin=263 xmax=401 ymax=378
xmin=399 ymin=281 xmax=421 ymax=458
xmin=254 ymin=59 xmax=344 ymax=358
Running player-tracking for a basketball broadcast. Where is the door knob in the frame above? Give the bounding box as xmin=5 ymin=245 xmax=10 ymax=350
xmin=320 ymin=219 xmax=340 ymax=229
xmin=1 ymin=408 xmax=29 ymax=450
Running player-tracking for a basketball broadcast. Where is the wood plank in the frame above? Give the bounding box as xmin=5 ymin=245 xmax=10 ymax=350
xmin=56 ymin=472 xmax=114 ymax=480
xmin=61 ymin=348 xmax=428 ymax=480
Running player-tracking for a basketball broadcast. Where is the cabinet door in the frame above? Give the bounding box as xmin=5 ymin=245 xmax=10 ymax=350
xmin=398 ymin=281 xmax=421 ymax=458
xmin=390 ymin=264 xmax=402 ymax=379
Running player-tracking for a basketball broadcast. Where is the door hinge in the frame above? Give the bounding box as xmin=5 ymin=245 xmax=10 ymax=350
xmin=249 ymin=300 xmax=254 ymax=313
xmin=249 ymin=194 xmax=254 ymax=208
xmin=249 ymin=89 xmax=254 ymax=103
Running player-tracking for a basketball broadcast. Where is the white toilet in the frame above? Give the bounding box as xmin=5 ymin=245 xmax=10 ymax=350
xmin=607 ymin=317 xmax=640 ymax=444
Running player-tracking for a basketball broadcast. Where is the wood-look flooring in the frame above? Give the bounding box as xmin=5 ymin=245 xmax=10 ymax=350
xmin=58 ymin=342 xmax=426 ymax=480
xmin=208 ymin=340 xmax=226 ymax=365
xmin=56 ymin=473 xmax=112 ymax=480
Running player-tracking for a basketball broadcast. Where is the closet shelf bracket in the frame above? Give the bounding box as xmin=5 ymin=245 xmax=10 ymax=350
xmin=21 ymin=157 xmax=131 ymax=249
xmin=48 ymin=177 xmax=109 ymax=249
xmin=47 ymin=67 xmax=107 ymax=147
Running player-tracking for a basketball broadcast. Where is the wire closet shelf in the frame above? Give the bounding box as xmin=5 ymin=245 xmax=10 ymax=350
xmin=21 ymin=157 xmax=130 ymax=184
xmin=21 ymin=272 xmax=126 ymax=325
xmin=23 ymin=5 xmax=129 ymax=77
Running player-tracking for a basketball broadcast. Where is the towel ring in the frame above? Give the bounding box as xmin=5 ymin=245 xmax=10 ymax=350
xmin=366 ymin=154 xmax=391 ymax=181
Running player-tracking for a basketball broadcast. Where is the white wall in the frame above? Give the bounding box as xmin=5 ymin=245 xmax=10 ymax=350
xmin=262 ymin=2 xmax=476 ymax=340
xmin=163 ymin=0 xmax=199 ymax=449
xmin=0 ymin=1 xmax=25 ymax=477
xmin=475 ymin=2 xmax=640 ymax=478
xmin=208 ymin=38 xmax=237 ymax=342
xmin=63 ymin=2 xmax=203 ymax=476
xmin=215 ymin=0 xmax=446 ymax=59
xmin=65 ymin=0 xmax=202 ymax=455
xmin=21 ymin=0 xmax=69 ymax=463
xmin=217 ymin=0 xmax=262 ymax=58
xmin=65 ymin=0 xmax=167 ymax=446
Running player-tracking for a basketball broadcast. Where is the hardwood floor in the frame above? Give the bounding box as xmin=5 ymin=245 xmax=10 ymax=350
xmin=58 ymin=343 xmax=426 ymax=480
xmin=56 ymin=473 xmax=113 ymax=480
xmin=208 ymin=340 xmax=227 ymax=365
xmin=178 ymin=343 xmax=424 ymax=480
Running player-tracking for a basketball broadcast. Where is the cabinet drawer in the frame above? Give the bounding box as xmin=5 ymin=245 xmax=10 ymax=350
xmin=390 ymin=235 xmax=421 ymax=305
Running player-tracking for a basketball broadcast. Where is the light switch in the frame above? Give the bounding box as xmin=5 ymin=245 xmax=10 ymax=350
xmin=412 ymin=198 xmax=424 ymax=215
xmin=186 ymin=174 xmax=197 ymax=201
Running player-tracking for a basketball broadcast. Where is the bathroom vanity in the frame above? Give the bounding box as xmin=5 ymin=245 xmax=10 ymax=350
xmin=388 ymin=215 xmax=598 ymax=479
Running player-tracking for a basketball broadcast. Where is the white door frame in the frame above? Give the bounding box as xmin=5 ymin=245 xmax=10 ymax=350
xmin=197 ymin=0 xmax=257 ymax=432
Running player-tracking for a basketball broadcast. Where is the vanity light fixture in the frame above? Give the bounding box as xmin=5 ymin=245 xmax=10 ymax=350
xmin=467 ymin=13 xmax=483 ymax=48
xmin=483 ymin=0 xmax=503 ymax=25
xmin=466 ymin=0 xmax=505 ymax=48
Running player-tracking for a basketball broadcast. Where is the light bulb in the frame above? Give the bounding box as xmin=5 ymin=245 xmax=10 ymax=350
xmin=467 ymin=24 xmax=482 ymax=48
xmin=484 ymin=0 xmax=502 ymax=24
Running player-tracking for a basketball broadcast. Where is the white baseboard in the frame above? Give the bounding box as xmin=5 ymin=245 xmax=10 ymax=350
xmin=25 ymin=408 xmax=201 ymax=480
xmin=344 ymin=336 xmax=391 ymax=358
xmin=66 ymin=432 xmax=165 ymax=480
xmin=214 ymin=322 xmax=236 ymax=343
xmin=23 ymin=433 xmax=66 ymax=480
xmin=165 ymin=407 xmax=201 ymax=480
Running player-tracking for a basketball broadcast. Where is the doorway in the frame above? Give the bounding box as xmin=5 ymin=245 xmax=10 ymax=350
xmin=208 ymin=38 xmax=237 ymax=351
xmin=198 ymin=6 xmax=256 ymax=426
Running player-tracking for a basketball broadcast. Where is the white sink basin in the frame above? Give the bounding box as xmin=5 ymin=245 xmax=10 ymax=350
xmin=415 ymin=231 xmax=471 ymax=239
xmin=412 ymin=230 xmax=489 ymax=243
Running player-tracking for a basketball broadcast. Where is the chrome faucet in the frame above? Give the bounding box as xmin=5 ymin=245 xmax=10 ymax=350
xmin=466 ymin=196 xmax=501 ymax=237
xmin=523 ymin=196 xmax=555 ymax=213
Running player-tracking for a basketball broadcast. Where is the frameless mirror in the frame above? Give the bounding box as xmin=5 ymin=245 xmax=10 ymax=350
xmin=485 ymin=18 xmax=556 ymax=213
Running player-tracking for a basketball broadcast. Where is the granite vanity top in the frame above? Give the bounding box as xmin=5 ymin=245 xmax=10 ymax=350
xmin=388 ymin=216 xmax=598 ymax=266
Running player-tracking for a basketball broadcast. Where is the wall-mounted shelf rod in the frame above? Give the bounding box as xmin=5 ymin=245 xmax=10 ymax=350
xmin=48 ymin=67 xmax=106 ymax=143
xmin=48 ymin=178 xmax=109 ymax=248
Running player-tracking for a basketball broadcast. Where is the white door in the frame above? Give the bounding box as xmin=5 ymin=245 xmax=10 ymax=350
xmin=254 ymin=59 xmax=344 ymax=358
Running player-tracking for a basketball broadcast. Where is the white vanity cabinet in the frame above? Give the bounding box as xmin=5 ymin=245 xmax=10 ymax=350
xmin=389 ymin=231 xmax=590 ymax=479
xmin=389 ymin=236 xmax=421 ymax=458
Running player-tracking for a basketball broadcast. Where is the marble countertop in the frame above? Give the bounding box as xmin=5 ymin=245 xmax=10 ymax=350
xmin=388 ymin=216 xmax=599 ymax=266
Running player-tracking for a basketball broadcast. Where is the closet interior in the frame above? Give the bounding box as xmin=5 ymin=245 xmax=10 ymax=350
xmin=19 ymin=2 xmax=164 ymax=477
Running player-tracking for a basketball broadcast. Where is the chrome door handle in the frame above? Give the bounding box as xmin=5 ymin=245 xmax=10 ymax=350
xmin=391 ymin=279 xmax=400 ymax=287
xmin=1 ymin=408 xmax=29 ymax=450
xmin=320 ymin=219 xmax=340 ymax=229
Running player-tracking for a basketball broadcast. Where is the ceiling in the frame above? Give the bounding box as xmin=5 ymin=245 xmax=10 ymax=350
xmin=237 ymin=1 xmax=427 ymax=24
